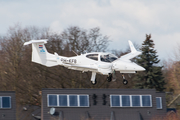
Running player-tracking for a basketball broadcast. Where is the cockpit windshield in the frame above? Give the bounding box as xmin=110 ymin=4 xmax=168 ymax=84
xmin=100 ymin=54 xmax=118 ymax=63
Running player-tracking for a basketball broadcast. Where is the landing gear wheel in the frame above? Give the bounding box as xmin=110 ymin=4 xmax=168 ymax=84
xmin=123 ymin=79 xmax=128 ymax=85
xmin=91 ymin=79 xmax=97 ymax=85
xmin=107 ymin=73 xmax=112 ymax=82
xmin=107 ymin=77 xmax=111 ymax=82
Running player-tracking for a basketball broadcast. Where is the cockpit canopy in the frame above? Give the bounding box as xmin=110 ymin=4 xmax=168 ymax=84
xmin=86 ymin=53 xmax=118 ymax=63
xmin=100 ymin=54 xmax=118 ymax=62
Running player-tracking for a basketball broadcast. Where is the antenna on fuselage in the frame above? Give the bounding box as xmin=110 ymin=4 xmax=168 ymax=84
xmin=72 ymin=50 xmax=78 ymax=56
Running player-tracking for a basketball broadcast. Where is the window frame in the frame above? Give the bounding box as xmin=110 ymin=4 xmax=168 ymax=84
xmin=110 ymin=95 xmax=152 ymax=108
xmin=0 ymin=96 xmax=11 ymax=109
xmin=47 ymin=94 xmax=89 ymax=107
xmin=156 ymin=97 xmax=162 ymax=109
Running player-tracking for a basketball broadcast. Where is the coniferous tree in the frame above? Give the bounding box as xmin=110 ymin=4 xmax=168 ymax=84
xmin=133 ymin=34 xmax=165 ymax=91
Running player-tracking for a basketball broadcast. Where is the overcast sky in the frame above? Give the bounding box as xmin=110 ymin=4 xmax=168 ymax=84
xmin=1 ymin=0 xmax=180 ymax=60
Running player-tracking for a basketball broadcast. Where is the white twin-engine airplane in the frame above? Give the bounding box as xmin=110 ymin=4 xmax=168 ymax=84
xmin=24 ymin=39 xmax=145 ymax=85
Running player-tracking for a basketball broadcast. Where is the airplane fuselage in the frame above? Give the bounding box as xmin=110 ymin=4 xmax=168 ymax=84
xmin=56 ymin=52 xmax=144 ymax=75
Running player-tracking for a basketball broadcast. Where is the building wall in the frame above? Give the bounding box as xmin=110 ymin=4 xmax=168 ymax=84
xmin=42 ymin=89 xmax=166 ymax=120
xmin=0 ymin=91 xmax=16 ymax=120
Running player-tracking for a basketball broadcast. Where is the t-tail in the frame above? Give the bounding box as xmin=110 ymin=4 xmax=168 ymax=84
xmin=24 ymin=39 xmax=58 ymax=67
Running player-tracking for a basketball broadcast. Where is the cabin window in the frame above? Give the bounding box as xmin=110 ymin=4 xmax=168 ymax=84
xmin=0 ymin=96 xmax=11 ymax=109
xmin=86 ymin=54 xmax=98 ymax=61
xmin=48 ymin=94 xmax=89 ymax=107
xmin=156 ymin=97 xmax=162 ymax=109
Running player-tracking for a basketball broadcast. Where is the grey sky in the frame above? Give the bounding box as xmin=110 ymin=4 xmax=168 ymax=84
xmin=1 ymin=0 xmax=180 ymax=60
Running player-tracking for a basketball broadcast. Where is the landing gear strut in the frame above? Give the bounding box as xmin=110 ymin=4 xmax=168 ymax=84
xmin=107 ymin=73 xmax=112 ymax=82
xmin=122 ymin=74 xmax=128 ymax=85
xmin=91 ymin=72 xmax=97 ymax=85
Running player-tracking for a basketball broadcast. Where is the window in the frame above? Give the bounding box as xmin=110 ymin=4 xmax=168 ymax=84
xmin=110 ymin=95 xmax=120 ymax=107
xmin=79 ymin=95 xmax=89 ymax=106
xmin=59 ymin=95 xmax=67 ymax=106
xmin=48 ymin=94 xmax=89 ymax=107
xmin=122 ymin=95 xmax=130 ymax=107
xmin=86 ymin=54 xmax=98 ymax=61
xmin=156 ymin=97 xmax=162 ymax=109
xmin=0 ymin=96 xmax=11 ymax=109
xmin=142 ymin=95 xmax=152 ymax=107
xmin=110 ymin=95 xmax=152 ymax=107
xmin=48 ymin=95 xmax=57 ymax=107
xmin=69 ymin=95 xmax=78 ymax=106
xmin=132 ymin=95 xmax=140 ymax=107
xmin=0 ymin=98 xmax=1 ymax=108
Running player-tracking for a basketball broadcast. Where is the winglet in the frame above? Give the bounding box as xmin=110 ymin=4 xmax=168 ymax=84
xmin=128 ymin=40 xmax=137 ymax=53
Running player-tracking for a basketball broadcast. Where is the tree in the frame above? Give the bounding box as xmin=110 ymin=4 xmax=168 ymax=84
xmin=133 ymin=34 xmax=165 ymax=91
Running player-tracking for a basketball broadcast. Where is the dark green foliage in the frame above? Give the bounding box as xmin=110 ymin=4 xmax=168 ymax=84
xmin=133 ymin=34 xmax=166 ymax=91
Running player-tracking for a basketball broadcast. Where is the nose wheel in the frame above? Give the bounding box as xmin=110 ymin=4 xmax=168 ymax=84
xmin=122 ymin=74 xmax=128 ymax=85
xmin=91 ymin=79 xmax=97 ymax=85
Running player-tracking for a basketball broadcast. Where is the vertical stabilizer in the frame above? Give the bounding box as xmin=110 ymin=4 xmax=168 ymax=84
xmin=24 ymin=39 xmax=58 ymax=67
xmin=128 ymin=40 xmax=137 ymax=53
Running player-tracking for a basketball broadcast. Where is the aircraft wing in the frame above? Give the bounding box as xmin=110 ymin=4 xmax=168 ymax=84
xmin=119 ymin=40 xmax=141 ymax=61
xmin=119 ymin=51 xmax=141 ymax=61
xmin=64 ymin=64 xmax=98 ymax=71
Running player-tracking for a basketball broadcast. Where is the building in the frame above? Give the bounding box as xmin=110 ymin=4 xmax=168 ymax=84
xmin=0 ymin=91 xmax=16 ymax=120
xmin=41 ymin=89 xmax=166 ymax=120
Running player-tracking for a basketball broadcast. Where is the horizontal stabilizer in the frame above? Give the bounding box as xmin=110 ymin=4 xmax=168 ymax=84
xmin=24 ymin=39 xmax=48 ymax=45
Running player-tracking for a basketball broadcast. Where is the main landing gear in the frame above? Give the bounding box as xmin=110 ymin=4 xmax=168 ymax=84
xmin=107 ymin=73 xmax=112 ymax=82
xmin=91 ymin=72 xmax=97 ymax=85
xmin=106 ymin=73 xmax=128 ymax=85
xmin=90 ymin=72 xmax=128 ymax=85
xmin=122 ymin=74 xmax=128 ymax=85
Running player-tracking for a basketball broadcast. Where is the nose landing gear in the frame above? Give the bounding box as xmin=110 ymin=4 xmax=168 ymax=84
xmin=91 ymin=79 xmax=97 ymax=85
